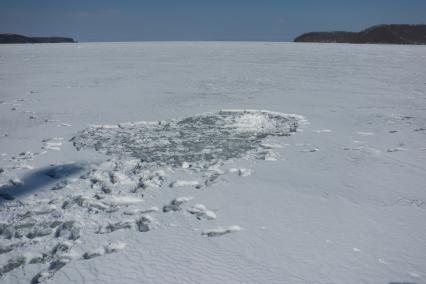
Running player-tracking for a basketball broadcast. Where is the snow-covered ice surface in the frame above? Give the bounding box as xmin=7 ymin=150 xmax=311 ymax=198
xmin=1 ymin=42 xmax=426 ymax=283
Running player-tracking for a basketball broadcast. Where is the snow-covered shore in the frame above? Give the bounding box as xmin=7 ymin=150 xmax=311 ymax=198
xmin=1 ymin=42 xmax=425 ymax=283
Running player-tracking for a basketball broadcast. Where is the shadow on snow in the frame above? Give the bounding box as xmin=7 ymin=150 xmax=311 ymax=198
xmin=0 ymin=163 xmax=85 ymax=205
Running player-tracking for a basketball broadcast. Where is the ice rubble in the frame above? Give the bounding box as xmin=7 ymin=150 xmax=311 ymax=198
xmin=71 ymin=110 xmax=305 ymax=168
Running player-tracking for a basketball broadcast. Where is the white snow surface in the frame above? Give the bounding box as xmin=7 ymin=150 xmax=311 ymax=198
xmin=1 ymin=42 xmax=426 ymax=284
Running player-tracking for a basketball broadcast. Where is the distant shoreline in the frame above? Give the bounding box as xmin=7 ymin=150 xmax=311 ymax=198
xmin=0 ymin=33 xmax=76 ymax=44
xmin=294 ymin=24 xmax=426 ymax=45
xmin=2 ymin=26 xmax=426 ymax=45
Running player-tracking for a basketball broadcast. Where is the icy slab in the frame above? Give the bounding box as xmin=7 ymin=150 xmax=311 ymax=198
xmin=71 ymin=110 xmax=304 ymax=168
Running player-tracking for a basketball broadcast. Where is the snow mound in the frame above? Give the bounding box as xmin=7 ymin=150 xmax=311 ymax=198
xmin=71 ymin=110 xmax=304 ymax=168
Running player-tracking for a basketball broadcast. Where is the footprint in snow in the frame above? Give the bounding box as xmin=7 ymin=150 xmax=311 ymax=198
xmin=96 ymin=216 xmax=153 ymax=234
xmin=314 ymin=129 xmax=332 ymax=133
xmin=387 ymin=147 xmax=407 ymax=153
xmin=51 ymin=179 xmax=70 ymax=191
xmin=163 ymin=197 xmax=193 ymax=212
xmin=82 ymin=242 xmax=126 ymax=260
xmin=300 ymin=148 xmax=319 ymax=153
xmin=187 ymin=204 xmax=217 ymax=220
xmin=202 ymin=225 xmax=242 ymax=237
xmin=96 ymin=221 xmax=133 ymax=234
xmin=8 ymin=178 xmax=24 ymax=187
xmin=341 ymin=146 xmax=361 ymax=151
xmin=42 ymin=137 xmax=64 ymax=151
xmin=0 ymin=256 xmax=26 ymax=276
xmin=356 ymin=131 xmax=374 ymax=136
xmin=228 ymin=168 xmax=253 ymax=177
xmin=57 ymin=123 xmax=72 ymax=127
xmin=4 ymin=241 xmax=75 ymax=281
xmin=169 ymin=180 xmax=200 ymax=188
xmin=32 ymin=258 xmax=72 ymax=283
xmin=123 ymin=206 xmax=159 ymax=216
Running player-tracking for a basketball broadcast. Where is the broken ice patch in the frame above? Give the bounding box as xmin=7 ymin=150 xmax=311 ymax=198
xmin=71 ymin=110 xmax=305 ymax=168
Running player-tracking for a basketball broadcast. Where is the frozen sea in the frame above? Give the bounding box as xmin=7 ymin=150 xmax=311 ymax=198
xmin=0 ymin=42 xmax=426 ymax=283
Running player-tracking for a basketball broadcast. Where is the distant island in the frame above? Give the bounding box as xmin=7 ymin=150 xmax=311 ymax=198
xmin=294 ymin=24 xmax=426 ymax=45
xmin=0 ymin=33 xmax=76 ymax=44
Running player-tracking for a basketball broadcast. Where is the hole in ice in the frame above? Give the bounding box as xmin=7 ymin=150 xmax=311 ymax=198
xmin=71 ymin=110 xmax=304 ymax=168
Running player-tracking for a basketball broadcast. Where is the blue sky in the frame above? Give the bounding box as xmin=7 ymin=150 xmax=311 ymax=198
xmin=1 ymin=0 xmax=425 ymax=41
